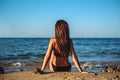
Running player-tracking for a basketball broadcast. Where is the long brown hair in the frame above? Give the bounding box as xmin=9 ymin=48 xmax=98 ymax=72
xmin=55 ymin=20 xmax=70 ymax=57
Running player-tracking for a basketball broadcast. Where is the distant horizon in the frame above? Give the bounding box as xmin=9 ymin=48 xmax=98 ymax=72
xmin=0 ymin=37 xmax=120 ymax=38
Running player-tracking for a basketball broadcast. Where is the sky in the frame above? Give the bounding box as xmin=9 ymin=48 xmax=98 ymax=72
xmin=0 ymin=0 xmax=120 ymax=38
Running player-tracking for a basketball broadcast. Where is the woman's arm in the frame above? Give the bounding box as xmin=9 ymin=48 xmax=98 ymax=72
xmin=69 ymin=39 xmax=83 ymax=72
xmin=40 ymin=38 xmax=53 ymax=71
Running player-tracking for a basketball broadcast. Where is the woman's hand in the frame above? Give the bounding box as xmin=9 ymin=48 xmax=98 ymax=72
xmin=80 ymin=71 xmax=89 ymax=73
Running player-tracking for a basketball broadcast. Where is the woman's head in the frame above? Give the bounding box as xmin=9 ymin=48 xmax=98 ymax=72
xmin=55 ymin=20 xmax=70 ymax=56
xmin=55 ymin=20 xmax=69 ymax=41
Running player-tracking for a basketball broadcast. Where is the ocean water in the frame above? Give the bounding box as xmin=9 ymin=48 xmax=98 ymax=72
xmin=0 ymin=38 xmax=120 ymax=73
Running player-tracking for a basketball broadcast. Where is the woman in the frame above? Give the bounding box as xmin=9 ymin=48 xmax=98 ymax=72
xmin=38 ymin=20 xmax=85 ymax=73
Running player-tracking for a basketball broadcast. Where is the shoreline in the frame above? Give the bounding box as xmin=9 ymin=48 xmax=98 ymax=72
xmin=1 ymin=61 xmax=120 ymax=74
xmin=0 ymin=61 xmax=120 ymax=80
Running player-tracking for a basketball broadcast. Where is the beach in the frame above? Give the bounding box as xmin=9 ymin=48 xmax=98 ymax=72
xmin=0 ymin=62 xmax=120 ymax=80
xmin=0 ymin=67 xmax=120 ymax=80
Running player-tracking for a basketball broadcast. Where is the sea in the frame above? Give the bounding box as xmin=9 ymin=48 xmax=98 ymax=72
xmin=0 ymin=38 xmax=120 ymax=73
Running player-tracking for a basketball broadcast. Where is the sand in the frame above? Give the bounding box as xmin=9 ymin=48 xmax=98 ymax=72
xmin=0 ymin=71 xmax=120 ymax=80
xmin=0 ymin=65 xmax=120 ymax=80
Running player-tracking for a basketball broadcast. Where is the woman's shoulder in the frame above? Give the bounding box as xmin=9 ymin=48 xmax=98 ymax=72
xmin=50 ymin=37 xmax=55 ymax=43
xmin=50 ymin=37 xmax=55 ymax=41
xmin=51 ymin=37 xmax=55 ymax=39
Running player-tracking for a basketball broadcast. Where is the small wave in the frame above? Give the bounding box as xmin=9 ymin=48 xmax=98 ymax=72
xmin=18 ymin=53 xmax=33 ymax=56
xmin=11 ymin=62 xmax=25 ymax=66
xmin=0 ymin=57 xmax=18 ymax=60
xmin=97 ymin=51 xmax=120 ymax=55
xmin=0 ymin=55 xmax=31 ymax=61
xmin=0 ymin=53 xmax=45 ymax=62
xmin=7 ymin=54 xmax=17 ymax=56
xmin=35 ymin=53 xmax=45 ymax=57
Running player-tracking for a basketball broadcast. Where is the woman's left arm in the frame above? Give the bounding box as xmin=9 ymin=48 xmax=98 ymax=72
xmin=41 ymin=38 xmax=53 ymax=71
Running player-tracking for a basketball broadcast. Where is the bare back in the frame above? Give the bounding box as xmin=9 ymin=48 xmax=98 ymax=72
xmin=49 ymin=38 xmax=70 ymax=66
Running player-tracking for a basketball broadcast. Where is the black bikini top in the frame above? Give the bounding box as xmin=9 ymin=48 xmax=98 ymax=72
xmin=54 ymin=49 xmax=69 ymax=57
xmin=54 ymin=49 xmax=63 ymax=57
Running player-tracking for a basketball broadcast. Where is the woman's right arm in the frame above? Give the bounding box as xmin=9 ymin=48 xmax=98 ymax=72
xmin=40 ymin=38 xmax=53 ymax=72
xmin=69 ymin=39 xmax=83 ymax=72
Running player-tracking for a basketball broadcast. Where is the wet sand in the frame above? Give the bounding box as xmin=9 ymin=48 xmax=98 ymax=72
xmin=0 ymin=61 xmax=120 ymax=80
xmin=1 ymin=61 xmax=120 ymax=74
xmin=0 ymin=65 xmax=120 ymax=80
xmin=0 ymin=71 xmax=120 ymax=80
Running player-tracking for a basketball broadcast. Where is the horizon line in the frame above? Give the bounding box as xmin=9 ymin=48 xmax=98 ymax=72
xmin=0 ymin=37 xmax=120 ymax=39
